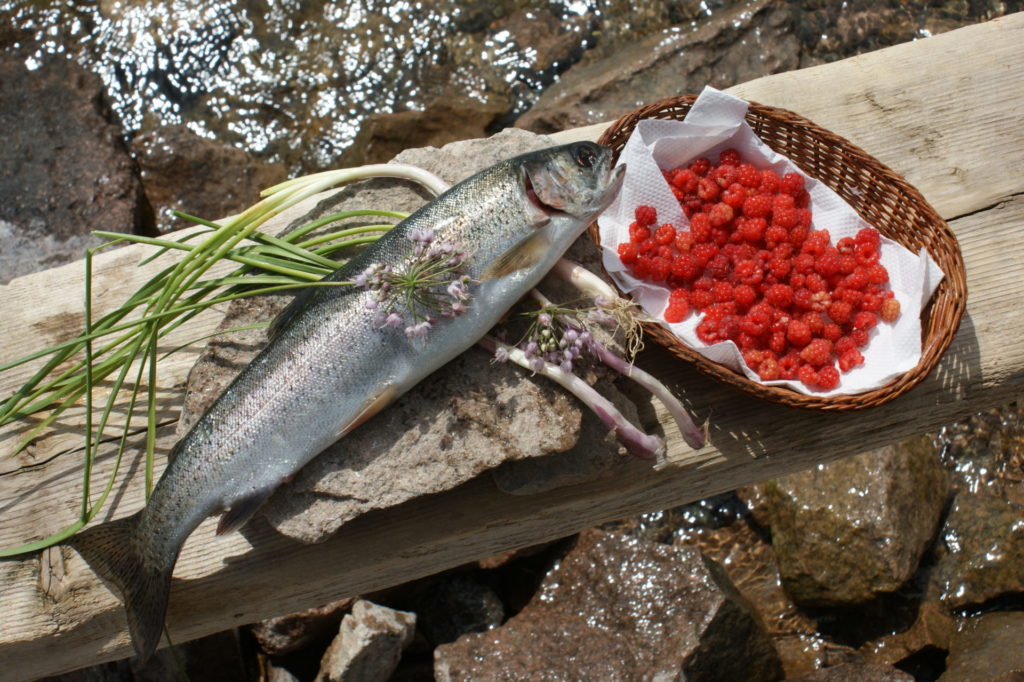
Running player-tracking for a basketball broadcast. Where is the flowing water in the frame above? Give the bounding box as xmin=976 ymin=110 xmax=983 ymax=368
xmin=2 ymin=1 xmax=1017 ymax=174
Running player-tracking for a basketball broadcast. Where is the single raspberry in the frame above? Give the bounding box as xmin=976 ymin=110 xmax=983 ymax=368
xmin=797 ymin=364 xmax=819 ymax=389
xmin=664 ymin=300 xmax=689 ymax=323
xmin=768 ymin=330 xmax=788 ymax=355
xmin=799 ymin=338 xmax=833 ymax=367
xmin=802 ymin=230 xmax=831 ymax=256
xmin=654 ymin=223 xmax=676 ymax=245
xmin=773 ymin=193 xmax=795 ymax=213
xmin=648 ymin=256 xmax=671 ymax=282
xmin=712 ymin=280 xmax=734 ymax=303
xmin=788 ymin=227 xmax=810 ymax=247
xmin=796 ymin=208 xmax=813 ymax=229
xmin=743 ymin=349 xmax=766 ymax=368
xmin=617 ymin=242 xmax=638 ymax=264
xmin=741 ymin=308 xmax=771 ymax=336
xmin=690 ymin=289 xmax=714 ymax=310
xmin=736 ymin=163 xmax=759 ymax=188
xmin=696 ymin=317 xmax=718 ymax=343
xmin=719 ymin=148 xmax=742 ymax=166
xmin=802 ymin=311 xmax=825 ymax=335
xmin=780 ymin=171 xmax=805 ymax=195
xmin=834 ymin=287 xmax=862 ymax=306
xmin=689 ymin=213 xmax=712 ymax=242
xmin=706 ymin=253 xmax=731 ymax=279
xmin=674 ymin=231 xmax=694 ymax=253
xmin=737 ymin=332 xmax=760 ymax=351
xmin=764 ymin=283 xmax=794 ymax=308
xmin=773 ymin=206 xmax=799 ymax=229
xmin=816 ymin=365 xmax=840 ymax=390
xmin=837 ymin=237 xmax=856 ymax=254
xmin=792 ymin=288 xmax=814 ymax=310
xmin=733 ymin=284 xmax=757 ymax=308
xmin=849 ymin=328 xmax=870 ymax=347
xmin=765 ymin=224 xmax=789 ymax=247
xmin=844 ymin=269 xmax=869 ymax=290
xmin=710 ymin=227 xmax=730 ymax=247
xmin=856 ymin=242 xmax=881 ymax=266
xmin=815 ymin=249 xmax=842 ymax=276
xmin=634 ymin=205 xmax=657 ymax=227
xmin=697 ymin=177 xmax=720 ymax=201
xmin=767 ymin=257 xmax=792 ymax=280
xmin=671 ymin=168 xmax=699 ymax=192
xmin=741 ymin=194 xmax=772 ymax=219
xmin=834 ymin=335 xmax=856 ymax=356
xmin=805 ymin=272 xmax=828 ymax=293
xmin=670 ymin=287 xmax=689 ymax=301
xmin=722 ymin=184 xmax=747 ymax=209
xmin=860 ymin=293 xmax=882 ymax=312
xmin=629 ymin=222 xmax=650 ymax=243
xmin=757 ymin=357 xmax=781 ymax=381
xmin=838 ymin=349 xmax=865 ymax=372
xmin=866 ymin=264 xmax=889 ymax=284
xmin=855 ymin=227 xmax=881 ymax=249
xmin=637 ymin=238 xmax=655 ymax=255
xmin=794 ymin=189 xmax=811 ymax=209
xmin=822 ymin=322 xmax=843 ymax=342
xmin=827 ymin=300 xmax=854 ymax=325
xmin=689 ymin=157 xmax=712 ymax=176
xmin=631 ymin=257 xmax=651 ymax=279
xmin=691 ymin=242 xmax=718 ymax=266
xmin=880 ymin=297 xmax=901 ymax=323
xmin=709 ymin=202 xmax=735 ymax=227
xmin=787 ymin=319 xmax=812 ymax=347
xmin=853 ymin=311 xmax=878 ymax=331
xmin=838 ymin=255 xmax=857 ymax=275
xmin=759 ymin=170 xmax=781 ymax=194
xmin=737 ymin=217 xmax=767 ymax=244
xmin=772 ymin=243 xmax=795 ymax=260
xmin=793 ymin=253 xmax=816 ymax=274
xmin=713 ymin=164 xmax=738 ymax=188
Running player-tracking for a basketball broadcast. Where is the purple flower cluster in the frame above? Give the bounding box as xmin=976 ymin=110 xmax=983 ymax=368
xmin=495 ymin=307 xmax=598 ymax=375
xmin=357 ymin=229 xmax=471 ymax=340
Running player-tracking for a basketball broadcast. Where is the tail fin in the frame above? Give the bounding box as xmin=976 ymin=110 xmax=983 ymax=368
xmin=68 ymin=513 xmax=172 ymax=664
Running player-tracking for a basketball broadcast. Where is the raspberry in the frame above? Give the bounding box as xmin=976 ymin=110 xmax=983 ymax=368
xmin=664 ymin=301 xmax=689 ymax=323
xmin=722 ymin=185 xmax=746 ymax=209
xmin=758 ymin=170 xmax=780 ymax=194
xmin=838 ymin=349 xmax=864 ymax=372
xmin=671 ymin=168 xmax=699 ymax=192
xmin=856 ymin=242 xmax=880 ymax=266
xmin=844 ymin=269 xmax=869 ymax=290
xmin=860 ymin=293 xmax=882 ymax=312
xmin=690 ymin=289 xmax=714 ymax=310
xmin=822 ymin=322 xmax=843 ymax=342
xmin=764 ymin=283 xmax=794 ymax=308
xmin=709 ymin=202 xmax=735 ymax=227
xmin=793 ymin=253 xmax=816 ymax=274
xmin=741 ymin=308 xmax=771 ymax=336
xmin=768 ymin=330 xmax=787 ymax=355
xmin=780 ymin=171 xmax=805 ymax=195
xmin=796 ymin=208 xmax=813 ymax=229
xmin=654 ymin=223 xmax=676 ymax=245
xmin=719 ymin=148 xmax=742 ymax=166
xmin=816 ymin=365 xmax=840 ymax=390
xmin=635 ymin=205 xmax=657 ymax=227
xmin=657 ymin=245 xmax=674 ymax=261
xmin=670 ymin=287 xmax=689 ymax=302
xmin=802 ymin=311 xmax=825 ymax=335
xmin=827 ymin=300 xmax=853 ymax=325
xmin=834 ymin=336 xmax=856 ymax=356
xmin=773 ymin=193 xmax=795 ymax=213
xmin=691 ymin=242 xmax=718 ymax=266
xmin=765 ymin=224 xmax=789 ymax=247
xmin=737 ymin=217 xmax=767 ymax=244
xmin=690 ymin=213 xmax=712 ymax=242
xmin=773 ymin=206 xmax=799 ymax=229
xmin=880 ymin=297 xmax=901 ymax=323
xmin=713 ymin=164 xmax=737 ymax=188
xmin=815 ymin=249 xmax=842 ymax=276
xmin=698 ymin=177 xmax=720 ymax=200
xmin=837 ymin=237 xmax=856 ymax=254
xmin=712 ymin=280 xmax=734 ymax=303
xmin=797 ymin=364 xmax=818 ymax=389
xmin=689 ymin=157 xmax=711 ymax=176
xmin=805 ymin=272 xmax=828 ymax=293
xmin=742 ymin=194 xmax=772 ymax=219
xmin=629 ymin=222 xmax=650 ymax=243
xmin=675 ymin=231 xmax=694 ymax=253
xmin=757 ymin=357 xmax=781 ymax=381
xmin=636 ymin=238 xmax=655 ymax=255
xmin=733 ymin=284 xmax=757 ymax=308
xmin=767 ymin=257 xmax=791 ymax=280
xmin=787 ymin=319 xmax=812 ymax=347
xmin=850 ymin=328 xmax=870 ymax=347
xmin=648 ymin=256 xmax=671 ymax=282
xmin=736 ymin=163 xmax=759 ymax=188
xmin=838 ymin=255 xmax=857 ymax=275
xmin=866 ymin=264 xmax=889 ymax=284
xmin=788 ymin=227 xmax=810 ymax=247
xmin=799 ymin=338 xmax=833 ymax=367
xmin=855 ymin=227 xmax=881 ymax=249
xmin=617 ymin=242 xmax=638 ymax=264
xmin=853 ymin=311 xmax=878 ymax=331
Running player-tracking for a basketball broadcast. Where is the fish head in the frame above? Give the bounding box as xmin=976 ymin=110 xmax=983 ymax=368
xmin=521 ymin=142 xmax=625 ymax=223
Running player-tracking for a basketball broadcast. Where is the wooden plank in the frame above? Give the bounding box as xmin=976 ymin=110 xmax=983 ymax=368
xmin=2 ymin=14 xmax=1023 ymax=679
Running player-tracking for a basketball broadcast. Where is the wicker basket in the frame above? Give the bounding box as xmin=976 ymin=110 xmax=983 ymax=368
xmin=592 ymin=94 xmax=967 ymax=410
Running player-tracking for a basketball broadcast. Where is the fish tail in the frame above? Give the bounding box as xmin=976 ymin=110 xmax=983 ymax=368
xmin=68 ymin=512 xmax=171 ymax=663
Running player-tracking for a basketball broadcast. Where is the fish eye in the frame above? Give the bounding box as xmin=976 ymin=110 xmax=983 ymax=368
xmin=573 ymin=144 xmax=598 ymax=168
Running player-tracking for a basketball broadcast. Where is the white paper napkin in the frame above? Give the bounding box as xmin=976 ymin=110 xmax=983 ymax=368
xmin=597 ymin=86 xmax=945 ymax=396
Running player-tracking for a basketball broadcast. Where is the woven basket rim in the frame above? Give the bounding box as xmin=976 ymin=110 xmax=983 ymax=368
xmin=592 ymin=94 xmax=968 ymax=410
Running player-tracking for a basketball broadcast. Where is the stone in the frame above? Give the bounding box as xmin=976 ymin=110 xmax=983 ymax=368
xmin=0 ymin=54 xmax=153 ymax=283
xmin=515 ymin=0 xmax=800 ymax=134
xmin=938 ymin=611 xmax=1024 ymax=682
xmin=931 ymin=492 xmax=1024 ymax=610
xmin=411 ymin=573 xmax=504 ymax=646
xmin=860 ymin=602 xmax=955 ymax=670
xmin=764 ymin=434 xmax=949 ymax=606
xmin=434 ymin=529 xmax=782 ymax=681
xmin=176 ymin=129 xmax=641 ymax=543
xmin=131 ymin=124 xmax=287 ymax=234
xmin=315 ymin=599 xmax=416 ymax=682
xmin=249 ymin=598 xmax=355 ymax=657
xmin=789 ymin=662 xmax=914 ymax=682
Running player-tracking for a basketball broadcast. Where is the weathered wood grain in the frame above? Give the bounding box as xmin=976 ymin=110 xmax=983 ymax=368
xmin=1 ymin=13 xmax=1023 ymax=680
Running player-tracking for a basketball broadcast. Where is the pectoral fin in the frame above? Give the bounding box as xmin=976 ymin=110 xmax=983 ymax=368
xmin=338 ymin=386 xmax=400 ymax=438
xmin=480 ymin=231 xmax=551 ymax=282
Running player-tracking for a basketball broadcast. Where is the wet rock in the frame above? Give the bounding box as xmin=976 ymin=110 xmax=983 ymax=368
xmin=315 ymin=599 xmax=416 ymax=682
xmin=789 ymin=662 xmax=914 ymax=682
xmin=493 ymin=7 xmax=588 ymax=76
xmin=932 ymin=492 xmax=1024 ymax=610
xmin=940 ymin=404 xmax=1024 ymax=507
xmin=515 ymin=0 xmax=799 ymax=134
xmin=131 ymin=125 xmax=287 ymax=234
xmin=411 ymin=573 xmax=504 ymax=646
xmin=764 ymin=434 xmax=949 ymax=606
xmin=736 ymin=483 xmax=773 ymax=529
xmin=341 ymin=97 xmax=507 ymax=168
xmin=434 ymin=528 xmax=782 ymax=681
xmin=0 ymin=54 xmax=152 ymax=282
xmin=860 ymin=602 xmax=955 ymax=670
xmin=249 ymin=598 xmax=355 ymax=657
xmin=176 ymin=129 xmax=638 ymax=543
xmin=938 ymin=611 xmax=1024 ymax=682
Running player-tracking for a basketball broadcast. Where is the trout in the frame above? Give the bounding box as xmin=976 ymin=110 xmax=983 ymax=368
xmin=70 ymin=142 xmax=625 ymax=662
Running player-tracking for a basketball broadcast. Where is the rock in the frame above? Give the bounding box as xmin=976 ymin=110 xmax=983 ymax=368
xmin=176 ymin=129 xmax=639 ymax=543
xmin=789 ymin=662 xmax=914 ymax=682
xmin=411 ymin=573 xmax=504 ymax=646
xmin=940 ymin=404 xmax=1024 ymax=507
xmin=932 ymin=492 xmax=1024 ymax=609
xmin=434 ymin=529 xmax=782 ymax=681
xmin=515 ymin=0 xmax=799 ymax=134
xmin=0 ymin=54 xmax=153 ymax=282
xmin=860 ymin=602 xmax=955 ymax=670
xmin=249 ymin=598 xmax=355 ymax=656
xmin=131 ymin=125 xmax=287 ymax=234
xmin=764 ymin=434 xmax=949 ymax=606
xmin=938 ymin=611 xmax=1024 ymax=682
xmin=492 ymin=7 xmax=588 ymax=76
xmin=315 ymin=599 xmax=416 ymax=682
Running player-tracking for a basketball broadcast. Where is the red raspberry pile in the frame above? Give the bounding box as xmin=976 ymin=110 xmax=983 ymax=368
xmin=616 ymin=148 xmax=901 ymax=392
